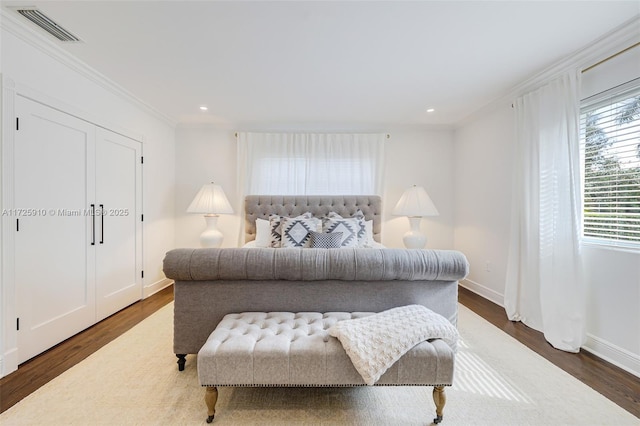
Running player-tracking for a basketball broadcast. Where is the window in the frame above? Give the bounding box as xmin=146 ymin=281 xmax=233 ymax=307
xmin=580 ymin=80 xmax=640 ymax=247
xmin=252 ymin=157 xmax=376 ymax=195
xmin=238 ymin=132 xmax=385 ymax=196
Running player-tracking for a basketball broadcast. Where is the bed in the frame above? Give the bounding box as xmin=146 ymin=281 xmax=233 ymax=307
xmin=162 ymin=195 xmax=469 ymax=371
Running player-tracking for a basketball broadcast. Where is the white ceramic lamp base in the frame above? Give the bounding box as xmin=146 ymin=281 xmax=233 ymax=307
xmin=403 ymin=216 xmax=427 ymax=249
xmin=200 ymin=214 xmax=224 ymax=248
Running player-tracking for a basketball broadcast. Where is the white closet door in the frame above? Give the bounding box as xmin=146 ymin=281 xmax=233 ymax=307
xmin=15 ymin=96 xmax=96 ymax=363
xmin=95 ymin=128 xmax=142 ymax=321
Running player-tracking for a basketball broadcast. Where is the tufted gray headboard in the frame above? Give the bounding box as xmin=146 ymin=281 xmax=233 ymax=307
xmin=244 ymin=195 xmax=382 ymax=244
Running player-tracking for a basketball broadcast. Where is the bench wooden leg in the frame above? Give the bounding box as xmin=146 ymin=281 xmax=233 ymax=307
xmin=205 ymin=386 xmax=218 ymax=423
xmin=432 ymin=385 xmax=446 ymax=424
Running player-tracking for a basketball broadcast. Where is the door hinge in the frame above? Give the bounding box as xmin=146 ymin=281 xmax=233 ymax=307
xmin=141 ymin=270 xmax=144 ymax=278
xmin=141 ymin=156 xmax=144 ymax=164
xmin=16 ymin=219 xmax=19 ymax=232
xmin=17 ymin=318 xmax=20 ymax=331
xmin=141 ymin=214 xmax=144 ymax=222
xmin=16 ymin=117 xmax=19 ymax=130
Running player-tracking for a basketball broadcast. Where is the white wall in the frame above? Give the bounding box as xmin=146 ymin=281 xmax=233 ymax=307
xmin=382 ymin=129 xmax=455 ymax=250
xmin=582 ymin=246 xmax=640 ymax=372
xmin=0 ymin=16 xmax=176 ymax=377
xmin=453 ymin=45 xmax=640 ymax=377
xmin=174 ymin=126 xmax=240 ymax=248
xmin=453 ymin=103 xmax=514 ymax=305
xmin=175 ymin=126 xmax=456 ymax=250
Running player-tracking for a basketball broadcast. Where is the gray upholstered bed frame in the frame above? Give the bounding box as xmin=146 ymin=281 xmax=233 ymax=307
xmin=243 ymin=194 xmax=382 ymax=243
xmin=163 ymin=195 xmax=468 ymax=371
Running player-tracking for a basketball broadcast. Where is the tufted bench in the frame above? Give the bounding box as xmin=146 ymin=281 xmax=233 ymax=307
xmin=197 ymin=311 xmax=456 ymax=423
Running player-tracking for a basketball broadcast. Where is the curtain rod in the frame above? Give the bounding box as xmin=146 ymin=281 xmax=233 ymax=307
xmin=582 ymin=42 xmax=639 ymax=73
xmin=509 ymin=41 xmax=640 ymax=109
xmin=234 ymin=132 xmax=391 ymax=139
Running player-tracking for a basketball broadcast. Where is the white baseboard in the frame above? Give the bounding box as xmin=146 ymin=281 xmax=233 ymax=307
xmin=583 ymin=334 xmax=640 ymax=378
xmin=459 ymin=278 xmax=505 ymax=307
xmin=459 ymin=279 xmax=640 ymax=379
xmin=143 ymin=278 xmax=173 ymax=299
xmin=1 ymin=348 xmax=18 ymax=379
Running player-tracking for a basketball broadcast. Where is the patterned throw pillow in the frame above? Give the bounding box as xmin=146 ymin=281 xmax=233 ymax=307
xmin=269 ymin=212 xmax=314 ymax=248
xmin=280 ymin=215 xmax=322 ymax=248
xmin=322 ymin=212 xmax=366 ymax=248
xmin=268 ymin=215 xmax=284 ymax=248
xmin=353 ymin=209 xmax=373 ymax=247
xmin=309 ymin=231 xmax=343 ymax=249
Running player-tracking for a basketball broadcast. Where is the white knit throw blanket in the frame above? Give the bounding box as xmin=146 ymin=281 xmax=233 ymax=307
xmin=328 ymin=305 xmax=459 ymax=385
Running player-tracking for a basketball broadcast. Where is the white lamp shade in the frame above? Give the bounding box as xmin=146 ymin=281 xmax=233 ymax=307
xmin=187 ymin=183 xmax=233 ymax=214
xmin=392 ymin=185 xmax=439 ymax=217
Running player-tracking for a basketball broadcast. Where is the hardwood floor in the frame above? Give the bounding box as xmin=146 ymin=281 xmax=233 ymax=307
xmin=458 ymin=286 xmax=640 ymax=418
xmin=0 ymin=285 xmax=174 ymax=413
xmin=1 ymin=284 xmax=638 ymax=420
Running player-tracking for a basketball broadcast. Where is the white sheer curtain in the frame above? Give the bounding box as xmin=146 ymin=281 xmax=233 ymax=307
xmin=236 ymin=132 xmax=385 ymax=242
xmin=237 ymin=132 xmax=385 ymax=196
xmin=504 ymin=71 xmax=586 ymax=352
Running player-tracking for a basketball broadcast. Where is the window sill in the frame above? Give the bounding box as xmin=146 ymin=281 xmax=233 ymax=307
xmin=581 ymin=238 xmax=640 ymax=254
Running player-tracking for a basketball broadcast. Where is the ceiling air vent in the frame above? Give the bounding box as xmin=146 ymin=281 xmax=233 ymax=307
xmin=14 ymin=7 xmax=81 ymax=42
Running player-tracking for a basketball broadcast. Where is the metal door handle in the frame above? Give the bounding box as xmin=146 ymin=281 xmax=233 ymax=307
xmin=100 ymin=204 xmax=104 ymax=244
xmin=90 ymin=204 xmax=95 ymax=246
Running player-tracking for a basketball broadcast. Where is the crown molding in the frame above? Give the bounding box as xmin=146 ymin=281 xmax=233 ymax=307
xmin=455 ymin=15 xmax=640 ymax=129
xmin=0 ymin=9 xmax=177 ymax=128
xmin=177 ymin=121 xmax=455 ymax=133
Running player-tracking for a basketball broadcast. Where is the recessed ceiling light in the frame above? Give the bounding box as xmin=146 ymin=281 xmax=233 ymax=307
xmin=199 ymin=106 xmax=208 ymax=111
xmin=426 ymin=108 xmax=435 ymax=113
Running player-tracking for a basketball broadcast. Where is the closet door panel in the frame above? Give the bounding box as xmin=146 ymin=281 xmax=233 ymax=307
xmin=14 ymin=96 xmax=96 ymax=363
xmin=95 ymin=128 xmax=142 ymax=321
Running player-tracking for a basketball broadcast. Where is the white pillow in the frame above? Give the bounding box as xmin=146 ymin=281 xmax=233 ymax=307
xmin=367 ymin=240 xmax=386 ymax=249
xmin=363 ymin=220 xmax=375 ymax=247
xmin=253 ymin=218 xmax=271 ymax=248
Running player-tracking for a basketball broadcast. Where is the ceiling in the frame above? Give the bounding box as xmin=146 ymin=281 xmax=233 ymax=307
xmin=2 ymin=1 xmax=639 ymax=128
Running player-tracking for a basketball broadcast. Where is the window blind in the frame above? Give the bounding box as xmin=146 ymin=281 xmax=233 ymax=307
xmin=580 ymin=82 xmax=640 ymax=247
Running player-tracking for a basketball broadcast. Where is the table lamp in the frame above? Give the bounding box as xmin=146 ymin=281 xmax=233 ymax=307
xmin=187 ymin=182 xmax=233 ymax=247
xmin=392 ymin=185 xmax=439 ymax=249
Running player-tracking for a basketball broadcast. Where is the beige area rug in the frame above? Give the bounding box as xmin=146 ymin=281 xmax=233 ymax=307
xmin=1 ymin=304 xmax=638 ymax=426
